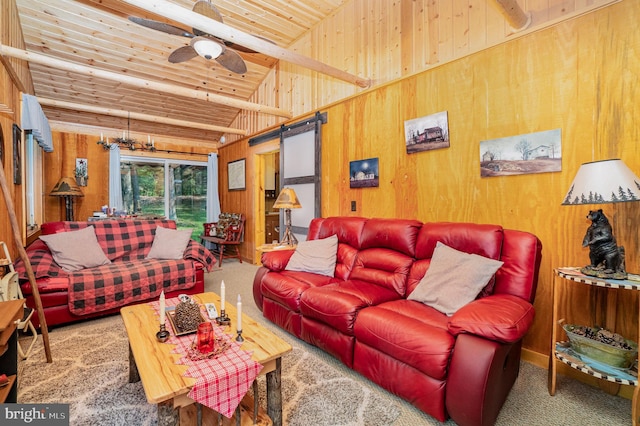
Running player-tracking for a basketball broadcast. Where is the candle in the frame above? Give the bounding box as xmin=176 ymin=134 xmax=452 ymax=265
xmin=100 ymin=132 xmax=103 ymax=141
xmin=237 ymin=294 xmax=242 ymax=330
xmin=148 ymin=134 xmax=151 ymax=143
xmin=122 ymin=131 xmax=125 ymax=139
xmin=220 ymin=280 xmax=225 ymax=312
xmin=159 ymin=291 xmax=165 ymax=325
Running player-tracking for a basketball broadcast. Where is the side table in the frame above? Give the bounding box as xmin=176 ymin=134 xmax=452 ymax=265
xmin=548 ymin=267 xmax=640 ymax=425
xmin=255 ymin=243 xmax=296 ymax=265
xmin=0 ymin=299 xmax=25 ymax=403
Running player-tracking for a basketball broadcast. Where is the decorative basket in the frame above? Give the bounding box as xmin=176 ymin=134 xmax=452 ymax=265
xmin=563 ymin=324 xmax=638 ymax=369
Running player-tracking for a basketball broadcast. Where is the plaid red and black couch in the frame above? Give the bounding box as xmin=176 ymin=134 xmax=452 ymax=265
xmin=15 ymin=219 xmax=216 ymax=328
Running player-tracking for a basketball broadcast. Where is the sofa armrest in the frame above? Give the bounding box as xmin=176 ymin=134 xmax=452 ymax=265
xmin=447 ymin=294 xmax=535 ymax=343
xmin=261 ymin=250 xmax=296 ymax=271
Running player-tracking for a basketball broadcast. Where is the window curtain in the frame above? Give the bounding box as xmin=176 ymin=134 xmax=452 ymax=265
xmin=21 ymin=94 xmax=53 ymax=152
xmin=206 ymin=153 xmax=221 ymax=222
xmin=109 ymin=146 xmax=123 ymax=210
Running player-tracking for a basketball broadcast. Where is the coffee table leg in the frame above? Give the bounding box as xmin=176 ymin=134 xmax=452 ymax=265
xmin=128 ymin=343 xmax=140 ymax=383
xmin=266 ymin=357 xmax=283 ymax=426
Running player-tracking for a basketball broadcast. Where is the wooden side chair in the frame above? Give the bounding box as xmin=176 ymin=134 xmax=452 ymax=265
xmin=201 ymin=213 xmax=245 ymax=267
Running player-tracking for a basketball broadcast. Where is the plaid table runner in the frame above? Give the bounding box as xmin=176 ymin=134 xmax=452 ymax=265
xmin=152 ymin=298 xmax=263 ymax=418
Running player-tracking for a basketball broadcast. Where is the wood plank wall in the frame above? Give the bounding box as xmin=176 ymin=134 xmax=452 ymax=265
xmin=0 ymin=0 xmax=34 ymax=259
xmin=218 ymin=0 xmax=640 ymax=366
xmin=226 ymin=0 xmax=618 ymax=143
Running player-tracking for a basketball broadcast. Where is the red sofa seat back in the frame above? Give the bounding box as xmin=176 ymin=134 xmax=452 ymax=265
xmin=493 ymin=229 xmax=543 ymax=303
xmin=41 ymin=219 xmax=178 ymax=262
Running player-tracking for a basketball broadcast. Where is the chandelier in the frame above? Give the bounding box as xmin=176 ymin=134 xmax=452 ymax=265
xmin=97 ymin=113 xmax=156 ymax=152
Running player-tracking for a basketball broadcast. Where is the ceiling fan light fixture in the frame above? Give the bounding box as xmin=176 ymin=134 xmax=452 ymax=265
xmin=192 ymin=38 xmax=223 ymax=60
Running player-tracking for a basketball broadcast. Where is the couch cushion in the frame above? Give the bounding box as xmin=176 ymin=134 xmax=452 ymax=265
xmin=285 ymin=235 xmax=338 ymax=277
xmin=353 ymin=299 xmax=455 ymax=380
xmin=359 ymin=218 xmax=422 ymax=258
xmin=408 ymin=242 xmax=503 ymax=316
xmin=261 ymin=270 xmax=338 ymax=312
xmin=146 ymin=226 xmax=193 ymax=260
xmin=39 ymin=226 xmax=111 ymax=272
xmin=299 ymin=280 xmax=399 ymax=335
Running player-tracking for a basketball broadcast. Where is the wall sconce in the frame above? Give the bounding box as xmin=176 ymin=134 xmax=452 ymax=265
xmin=273 ymin=187 xmax=302 ymax=245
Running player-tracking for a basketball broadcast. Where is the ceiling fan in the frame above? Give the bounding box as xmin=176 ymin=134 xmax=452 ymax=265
xmin=129 ymin=0 xmax=266 ymax=74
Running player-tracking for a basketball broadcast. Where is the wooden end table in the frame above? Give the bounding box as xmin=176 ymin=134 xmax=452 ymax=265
xmin=121 ymin=292 xmax=292 ymax=426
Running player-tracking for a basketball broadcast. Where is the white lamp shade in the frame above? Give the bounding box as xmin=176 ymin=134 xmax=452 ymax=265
xmin=562 ymin=159 xmax=640 ymax=205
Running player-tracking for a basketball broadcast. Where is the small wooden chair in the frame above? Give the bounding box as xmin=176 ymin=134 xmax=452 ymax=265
xmin=201 ymin=213 xmax=245 ymax=267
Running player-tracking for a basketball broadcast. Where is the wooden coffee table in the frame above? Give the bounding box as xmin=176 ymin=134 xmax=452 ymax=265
xmin=120 ymin=292 xmax=292 ymax=426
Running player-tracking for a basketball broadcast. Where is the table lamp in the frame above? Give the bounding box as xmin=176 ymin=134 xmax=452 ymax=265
xmin=50 ymin=176 xmax=84 ymax=221
xmin=562 ymin=159 xmax=640 ymax=279
xmin=273 ymin=187 xmax=302 ymax=245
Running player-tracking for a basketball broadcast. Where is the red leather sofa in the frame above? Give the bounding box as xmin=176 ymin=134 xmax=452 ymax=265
xmin=253 ymin=217 xmax=542 ymax=426
xmin=16 ymin=219 xmax=215 ymax=329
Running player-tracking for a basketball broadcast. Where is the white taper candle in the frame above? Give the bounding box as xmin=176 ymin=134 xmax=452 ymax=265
xmin=220 ymin=280 xmax=226 ymax=312
xmin=159 ymin=291 xmax=165 ymax=325
xmin=237 ymin=294 xmax=242 ymax=330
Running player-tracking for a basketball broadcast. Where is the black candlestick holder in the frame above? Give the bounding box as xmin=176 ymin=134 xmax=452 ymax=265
xmin=216 ymin=310 xmax=230 ymax=326
xmin=156 ymin=324 xmax=170 ymax=342
xmin=236 ymin=329 xmax=244 ymax=342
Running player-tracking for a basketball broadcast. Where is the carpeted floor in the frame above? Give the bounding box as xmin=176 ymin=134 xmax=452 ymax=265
xmin=17 ymin=260 xmax=633 ymax=425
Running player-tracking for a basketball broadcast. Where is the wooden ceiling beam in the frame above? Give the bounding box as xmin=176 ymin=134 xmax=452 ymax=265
xmin=36 ymin=97 xmax=247 ymax=136
xmin=0 ymin=44 xmax=292 ymax=118
xmin=121 ymin=0 xmax=371 ymax=88
xmin=491 ymin=0 xmax=532 ymax=31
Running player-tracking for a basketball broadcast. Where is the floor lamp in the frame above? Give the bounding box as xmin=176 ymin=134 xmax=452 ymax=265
xmin=273 ymin=187 xmax=302 ymax=246
xmin=50 ymin=177 xmax=84 ymax=221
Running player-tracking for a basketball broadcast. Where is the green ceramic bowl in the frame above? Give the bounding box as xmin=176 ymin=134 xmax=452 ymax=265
xmin=563 ymin=324 xmax=638 ymax=369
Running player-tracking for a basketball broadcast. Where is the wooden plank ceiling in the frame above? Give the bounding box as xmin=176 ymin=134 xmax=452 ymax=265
xmin=13 ymin=0 xmax=350 ymax=147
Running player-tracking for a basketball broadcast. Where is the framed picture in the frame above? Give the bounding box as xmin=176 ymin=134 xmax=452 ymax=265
xmin=0 ymin=123 xmax=4 ymax=165
xmin=227 ymin=158 xmax=246 ymax=191
xmin=12 ymin=124 xmax=22 ymax=185
xmin=404 ymin=111 xmax=450 ymax=154
xmin=75 ymin=158 xmax=88 ymax=186
xmin=350 ymin=157 xmax=379 ymax=188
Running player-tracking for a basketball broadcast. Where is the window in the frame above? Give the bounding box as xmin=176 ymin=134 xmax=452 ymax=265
xmin=25 ymin=132 xmax=43 ymax=236
xmin=120 ymin=156 xmax=207 ymax=239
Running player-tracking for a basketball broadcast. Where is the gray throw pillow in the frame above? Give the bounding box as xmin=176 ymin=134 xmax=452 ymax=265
xmin=40 ymin=226 xmax=111 ymax=272
xmin=408 ymin=241 xmax=503 ymax=316
xmin=285 ymin=234 xmax=338 ymax=277
xmin=146 ymin=226 xmax=193 ymax=260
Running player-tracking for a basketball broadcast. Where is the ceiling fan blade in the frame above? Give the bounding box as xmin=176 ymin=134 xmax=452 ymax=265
xmin=192 ymin=0 xmax=223 ymax=37
xmin=129 ymin=17 xmax=194 ymax=38
xmin=168 ymin=45 xmax=199 ymax=63
xmin=215 ymin=47 xmax=248 ymax=74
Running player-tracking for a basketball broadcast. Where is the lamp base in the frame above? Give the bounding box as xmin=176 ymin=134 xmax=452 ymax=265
xmin=281 ymin=226 xmax=298 ymax=246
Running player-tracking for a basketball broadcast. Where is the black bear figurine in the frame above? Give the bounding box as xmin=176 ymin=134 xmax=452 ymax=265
xmin=581 ymin=209 xmax=627 ymax=279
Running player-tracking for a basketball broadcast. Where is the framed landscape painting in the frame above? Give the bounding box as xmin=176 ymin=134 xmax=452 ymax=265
xmin=227 ymin=158 xmax=246 ymax=191
xmin=350 ymin=158 xmax=379 ymax=188
xmin=404 ymin=111 xmax=450 ymax=154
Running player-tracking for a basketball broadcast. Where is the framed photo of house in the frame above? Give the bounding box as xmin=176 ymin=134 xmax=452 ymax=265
xmin=350 ymin=157 xmax=379 ymax=188
xmin=227 ymin=158 xmax=246 ymax=191
xmin=12 ymin=124 xmax=22 ymax=185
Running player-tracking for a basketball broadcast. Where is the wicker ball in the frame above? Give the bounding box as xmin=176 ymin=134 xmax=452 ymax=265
xmin=174 ymin=300 xmax=202 ymax=331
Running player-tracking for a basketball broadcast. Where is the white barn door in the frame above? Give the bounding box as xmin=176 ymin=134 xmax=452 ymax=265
xmin=280 ymin=115 xmax=323 ymax=242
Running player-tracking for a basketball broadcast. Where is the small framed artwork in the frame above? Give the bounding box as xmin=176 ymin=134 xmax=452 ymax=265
xmin=404 ymin=111 xmax=450 ymax=154
xmin=227 ymin=158 xmax=246 ymax=191
xmin=12 ymin=124 xmax=22 ymax=185
xmin=350 ymin=157 xmax=379 ymax=188
xmin=75 ymin=158 xmax=88 ymax=186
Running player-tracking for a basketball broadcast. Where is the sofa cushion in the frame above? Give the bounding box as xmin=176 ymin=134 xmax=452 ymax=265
xmin=408 ymin=242 xmax=503 ymax=316
xmin=447 ymin=294 xmax=535 ymax=343
xmin=299 ymin=280 xmax=399 ymax=335
xmin=261 ymin=270 xmax=338 ymax=312
xmin=353 ymin=299 xmax=455 ymax=380
xmin=39 ymin=226 xmax=111 ymax=272
xmin=285 ymin=235 xmax=338 ymax=277
xmin=146 ymin=226 xmax=193 ymax=260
